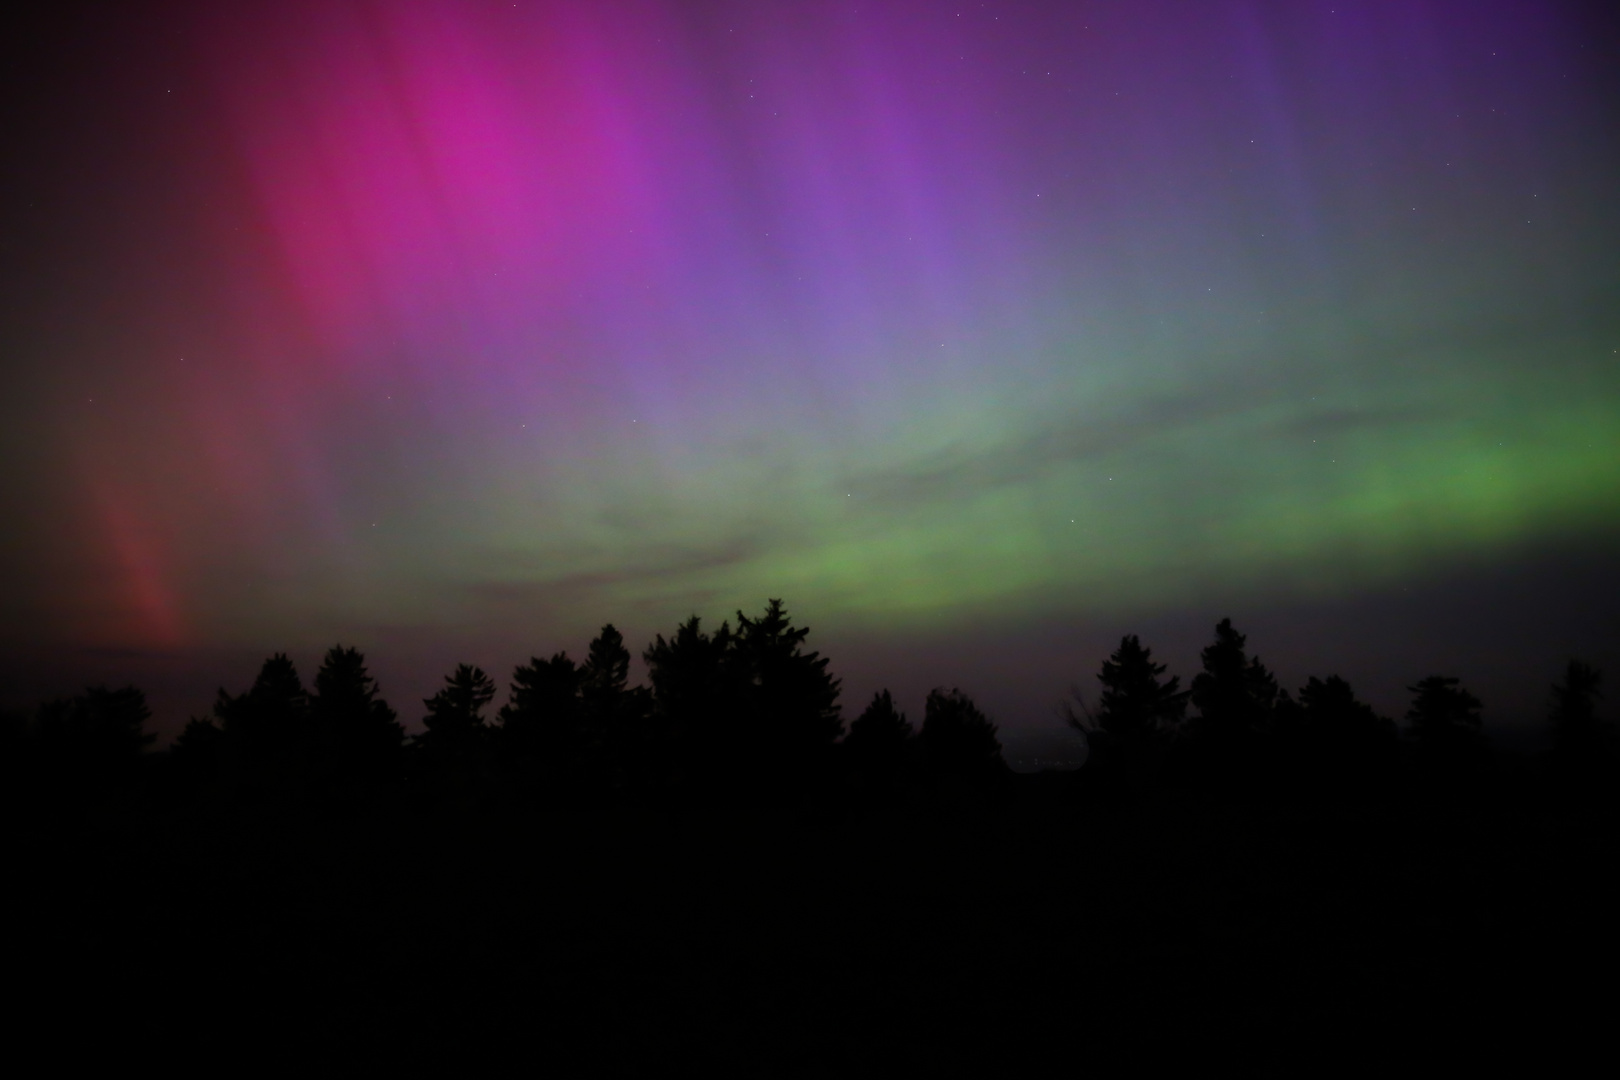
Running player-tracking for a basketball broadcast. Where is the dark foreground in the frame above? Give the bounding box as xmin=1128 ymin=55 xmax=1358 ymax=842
xmin=8 ymin=763 xmax=1615 ymax=1075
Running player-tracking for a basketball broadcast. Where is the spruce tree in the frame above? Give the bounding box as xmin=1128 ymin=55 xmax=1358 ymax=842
xmin=919 ymin=687 xmax=1004 ymax=783
xmin=311 ymin=646 xmax=403 ymax=779
xmin=1189 ymin=618 xmax=1279 ymax=747
xmin=421 ymin=664 xmax=496 ymax=756
xmin=844 ymin=689 xmax=913 ymax=790
xmin=1077 ymin=635 xmax=1187 ymax=746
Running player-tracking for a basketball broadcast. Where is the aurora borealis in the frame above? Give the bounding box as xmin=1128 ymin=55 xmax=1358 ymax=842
xmin=2 ymin=1 xmax=1617 ymax=744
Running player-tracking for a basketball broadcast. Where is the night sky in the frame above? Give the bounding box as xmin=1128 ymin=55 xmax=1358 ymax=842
xmin=3 ymin=1 xmax=1617 ymax=759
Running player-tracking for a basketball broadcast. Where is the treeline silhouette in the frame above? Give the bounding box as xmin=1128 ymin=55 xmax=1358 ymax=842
xmin=3 ymin=601 xmax=1614 ymax=1069
xmin=10 ymin=603 xmax=1607 ymax=814
xmin=139 ymin=600 xmax=1002 ymax=811
xmin=1062 ymin=619 xmax=1611 ymax=802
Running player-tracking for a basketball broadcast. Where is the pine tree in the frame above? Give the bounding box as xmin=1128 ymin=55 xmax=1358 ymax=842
xmin=1405 ymin=675 xmax=1482 ymax=740
xmin=35 ymin=685 xmax=155 ymax=768
xmin=499 ymin=652 xmax=583 ymax=765
xmin=1548 ymin=661 xmax=1603 ymax=742
xmin=311 ymin=646 xmax=403 ymax=780
xmin=733 ymin=599 xmax=843 ymax=765
xmin=580 ymin=625 xmax=632 ymax=708
xmin=421 ymin=664 xmax=496 ymax=756
xmin=1294 ymin=675 xmax=1396 ymax=791
xmin=1070 ymin=635 xmax=1187 ymax=746
xmin=1405 ymin=675 xmax=1486 ymax=772
xmin=919 ymin=687 xmax=1004 ymax=783
xmin=1189 ymin=618 xmax=1279 ymax=747
xmin=846 ymin=689 xmax=912 ymax=756
xmin=643 ymin=615 xmax=738 ymax=789
xmin=577 ymin=624 xmax=652 ymax=791
xmin=643 ymin=601 xmax=842 ymax=793
xmin=844 ymin=689 xmax=913 ymax=790
xmin=213 ymin=653 xmax=310 ymax=770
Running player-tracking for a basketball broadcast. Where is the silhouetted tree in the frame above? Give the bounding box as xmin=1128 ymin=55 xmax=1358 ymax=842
xmin=1067 ymin=635 xmax=1187 ymax=746
xmin=210 ymin=653 xmax=312 ymax=778
xmin=580 ymin=625 xmax=632 ymax=711
xmin=499 ymin=651 xmax=583 ymax=796
xmin=1405 ymin=675 xmax=1486 ymax=772
xmin=577 ymin=624 xmax=652 ymax=792
xmin=0 ymin=707 xmax=28 ymax=762
xmin=501 ymin=653 xmax=581 ymax=749
xmin=1189 ymin=619 xmax=1279 ymax=750
xmin=1287 ymin=675 xmax=1397 ymax=796
xmin=1547 ymin=660 xmax=1607 ymax=766
xmin=1296 ymin=676 xmax=1385 ymax=739
xmin=642 ymin=601 xmax=842 ymax=797
xmin=732 ymin=599 xmax=843 ymax=772
xmin=919 ymin=687 xmax=1004 ymax=786
xmin=493 ymin=626 xmax=655 ymax=801
xmin=169 ymin=715 xmax=227 ymax=786
xmin=420 ymin=664 xmax=496 ymax=756
xmin=34 ymin=685 xmax=155 ymax=768
xmin=411 ymin=663 xmax=498 ymax=803
xmin=643 ymin=614 xmax=739 ymax=794
xmin=1406 ymin=675 xmax=1481 ymax=737
xmin=1064 ymin=635 xmax=1186 ymax=794
xmin=843 ymin=689 xmax=914 ymax=795
xmin=310 ymin=646 xmax=403 ymax=782
xmin=0 ymin=707 xmax=29 ymax=804
xmin=1548 ymin=660 xmax=1602 ymax=733
xmin=25 ymin=685 xmax=155 ymax=802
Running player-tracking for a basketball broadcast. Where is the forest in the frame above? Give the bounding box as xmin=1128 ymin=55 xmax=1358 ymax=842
xmin=4 ymin=600 xmax=1614 ymax=1070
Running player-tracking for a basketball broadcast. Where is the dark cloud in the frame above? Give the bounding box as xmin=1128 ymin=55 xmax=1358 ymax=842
xmin=1271 ymin=404 xmax=1442 ymax=438
xmin=464 ymin=533 xmax=775 ymax=603
xmin=841 ymin=382 xmax=1264 ymax=505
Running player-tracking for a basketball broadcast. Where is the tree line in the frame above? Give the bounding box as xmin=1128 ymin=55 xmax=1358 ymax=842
xmin=2 ymin=602 xmax=1609 ymax=812
xmin=1066 ymin=618 xmax=1608 ymax=799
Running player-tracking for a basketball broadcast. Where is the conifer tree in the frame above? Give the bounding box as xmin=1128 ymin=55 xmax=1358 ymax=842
xmin=919 ymin=687 xmax=1004 ymax=782
xmin=35 ymin=685 xmax=155 ymax=767
xmin=844 ymin=689 xmax=913 ymax=789
xmin=499 ymin=652 xmax=583 ymax=763
xmin=581 ymin=625 xmax=632 ymax=707
xmin=1548 ymin=660 xmax=1603 ymax=741
xmin=643 ymin=615 xmax=739 ymax=785
xmin=421 ymin=664 xmax=496 ymax=756
xmin=1189 ymin=618 xmax=1279 ymax=746
xmin=213 ymin=653 xmax=311 ymax=766
xmin=311 ymin=646 xmax=403 ymax=778
xmin=1070 ymin=635 xmax=1187 ymax=746
xmin=1405 ymin=675 xmax=1482 ymax=741
xmin=1293 ymin=675 xmax=1396 ymax=790
xmin=733 ymin=599 xmax=843 ymax=764
xmin=1405 ymin=675 xmax=1486 ymax=771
